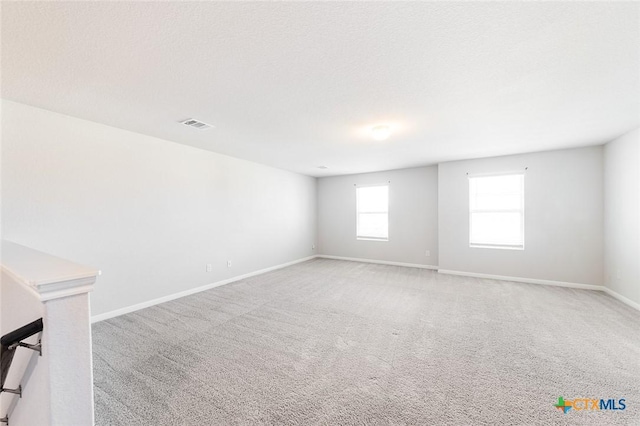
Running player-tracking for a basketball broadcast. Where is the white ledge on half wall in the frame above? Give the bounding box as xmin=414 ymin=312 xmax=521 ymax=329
xmin=1 ymin=240 xmax=100 ymax=301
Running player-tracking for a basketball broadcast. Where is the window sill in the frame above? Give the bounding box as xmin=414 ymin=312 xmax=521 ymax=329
xmin=357 ymin=237 xmax=389 ymax=242
xmin=470 ymin=244 xmax=524 ymax=250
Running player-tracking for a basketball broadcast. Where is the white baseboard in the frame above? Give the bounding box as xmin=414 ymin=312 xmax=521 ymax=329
xmin=603 ymin=287 xmax=640 ymax=312
xmin=437 ymin=269 xmax=605 ymax=291
xmin=317 ymin=255 xmax=438 ymax=270
xmin=91 ymin=255 xmax=318 ymax=323
xmin=92 ymin=255 xmax=639 ymax=322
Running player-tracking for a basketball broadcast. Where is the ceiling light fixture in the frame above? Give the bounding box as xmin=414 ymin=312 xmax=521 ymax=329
xmin=371 ymin=125 xmax=391 ymax=141
xmin=318 ymin=166 xmax=329 ymax=169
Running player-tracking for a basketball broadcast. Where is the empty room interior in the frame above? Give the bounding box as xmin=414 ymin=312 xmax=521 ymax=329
xmin=1 ymin=2 xmax=640 ymax=425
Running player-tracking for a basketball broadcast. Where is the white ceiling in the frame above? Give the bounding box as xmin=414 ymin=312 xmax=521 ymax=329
xmin=2 ymin=2 xmax=639 ymax=177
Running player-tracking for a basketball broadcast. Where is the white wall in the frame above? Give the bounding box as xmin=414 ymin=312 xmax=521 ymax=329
xmin=1 ymin=100 xmax=317 ymax=317
xmin=318 ymin=166 xmax=438 ymax=266
xmin=604 ymin=128 xmax=640 ymax=306
xmin=438 ymin=146 xmax=604 ymax=285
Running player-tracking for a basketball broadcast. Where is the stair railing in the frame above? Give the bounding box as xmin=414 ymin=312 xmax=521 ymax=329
xmin=0 ymin=318 xmax=44 ymax=425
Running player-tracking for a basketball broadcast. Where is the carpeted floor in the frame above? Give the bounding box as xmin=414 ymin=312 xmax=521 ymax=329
xmin=92 ymin=258 xmax=640 ymax=425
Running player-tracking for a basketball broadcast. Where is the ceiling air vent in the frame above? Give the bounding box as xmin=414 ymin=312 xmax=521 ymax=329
xmin=181 ymin=118 xmax=213 ymax=130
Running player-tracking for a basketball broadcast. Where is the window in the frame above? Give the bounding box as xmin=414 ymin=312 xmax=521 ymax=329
xmin=469 ymin=173 xmax=524 ymax=249
xmin=356 ymin=184 xmax=389 ymax=241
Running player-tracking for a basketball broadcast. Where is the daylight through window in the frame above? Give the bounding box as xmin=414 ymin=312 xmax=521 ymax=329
xmin=356 ymin=184 xmax=389 ymax=241
xmin=469 ymin=173 xmax=524 ymax=249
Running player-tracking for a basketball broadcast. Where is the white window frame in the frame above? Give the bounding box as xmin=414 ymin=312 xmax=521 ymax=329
xmin=356 ymin=183 xmax=389 ymax=241
xmin=468 ymin=171 xmax=525 ymax=250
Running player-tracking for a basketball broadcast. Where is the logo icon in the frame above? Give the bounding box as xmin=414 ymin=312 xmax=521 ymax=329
xmin=554 ymin=396 xmax=626 ymax=413
xmin=555 ymin=396 xmax=572 ymax=414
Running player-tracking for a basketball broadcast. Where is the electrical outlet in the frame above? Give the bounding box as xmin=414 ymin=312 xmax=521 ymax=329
xmin=206 ymin=263 xmax=212 ymax=272
xmin=227 ymin=261 xmax=232 ymax=268
xmin=616 ymin=269 xmax=621 ymax=279
xmin=425 ymin=250 xmax=431 ymax=257
xmin=312 ymin=244 xmax=316 ymax=250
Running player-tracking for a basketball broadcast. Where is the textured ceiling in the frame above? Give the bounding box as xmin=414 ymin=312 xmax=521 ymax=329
xmin=2 ymin=2 xmax=639 ymax=177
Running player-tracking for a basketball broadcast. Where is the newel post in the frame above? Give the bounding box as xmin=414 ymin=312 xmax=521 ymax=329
xmin=1 ymin=241 xmax=99 ymax=425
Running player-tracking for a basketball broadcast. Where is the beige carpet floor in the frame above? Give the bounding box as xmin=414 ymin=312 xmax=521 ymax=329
xmin=92 ymin=258 xmax=640 ymax=425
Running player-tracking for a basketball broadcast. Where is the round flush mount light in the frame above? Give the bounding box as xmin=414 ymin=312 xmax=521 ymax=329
xmin=318 ymin=166 xmax=329 ymax=169
xmin=371 ymin=125 xmax=392 ymax=141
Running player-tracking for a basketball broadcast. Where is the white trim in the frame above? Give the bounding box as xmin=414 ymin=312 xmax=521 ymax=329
xmin=91 ymin=256 xmax=318 ymax=323
xmin=354 ymin=182 xmax=391 ymax=188
xmin=91 ymin=257 xmax=640 ymax=322
xmin=1 ymin=267 xmax=97 ymax=302
xmin=1 ymin=240 xmax=100 ymax=302
xmin=437 ymin=269 xmax=604 ymax=291
xmin=2 ymin=264 xmax=100 ymax=287
xmin=37 ymin=277 xmax=97 ymax=302
xmin=469 ymin=173 xmax=525 ymax=250
xmin=356 ymin=184 xmax=389 ymax=241
xmin=467 ymin=170 xmax=526 ymax=178
xmin=317 ymin=255 xmax=438 ymax=270
xmin=603 ymin=287 xmax=640 ymax=312
xmin=436 ymin=269 xmax=640 ymax=313
xmin=469 ymin=244 xmax=524 ymax=250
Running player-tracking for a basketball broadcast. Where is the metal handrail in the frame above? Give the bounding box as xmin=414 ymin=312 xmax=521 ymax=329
xmin=0 ymin=318 xmax=44 ymax=424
